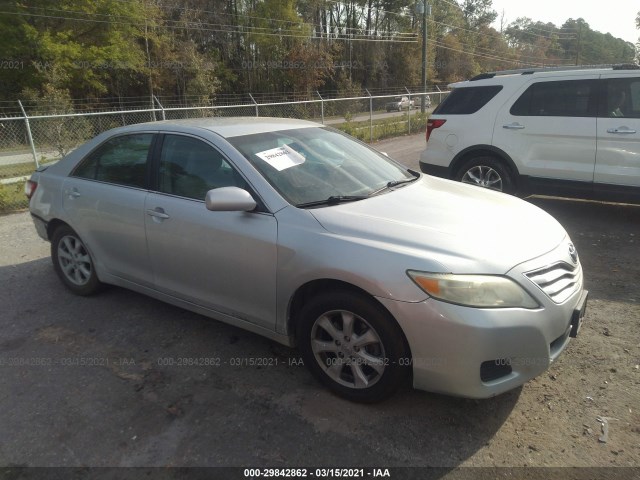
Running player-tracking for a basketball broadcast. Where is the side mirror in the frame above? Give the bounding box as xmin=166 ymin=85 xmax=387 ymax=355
xmin=205 ymin=187 xmax=257 ymax=212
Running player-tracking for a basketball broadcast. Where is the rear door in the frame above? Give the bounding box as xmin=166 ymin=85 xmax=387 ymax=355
xmin=144 ymin=133 xmax=278 ymax=329
xmin=595 ymin=74 xmax=640 ymax=187
xmin=493 ymin=76 xmax=599 ymax=183
xmin=62 ymin=132 xmax=155 ymax=286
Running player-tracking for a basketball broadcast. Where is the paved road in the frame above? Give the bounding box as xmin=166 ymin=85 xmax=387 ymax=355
xmin=1 ymin=133 xmax=639 ymax=474
xmin=374 ymin=131 xmax=424 ymax=171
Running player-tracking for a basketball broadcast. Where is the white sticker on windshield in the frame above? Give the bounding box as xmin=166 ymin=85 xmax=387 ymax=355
xmin=255 ymin=145 xmax=305 ymax=171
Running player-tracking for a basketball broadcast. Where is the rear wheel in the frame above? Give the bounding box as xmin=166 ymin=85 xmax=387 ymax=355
xmin=297 ymin=291 xmax=410 ymax=403
xmin=455 ymin=156 xmax=515 ymax=194
xmin=51 ymin=225 xmax=102 ymax=295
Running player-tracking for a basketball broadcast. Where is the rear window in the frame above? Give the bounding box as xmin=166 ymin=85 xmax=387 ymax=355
xmin=510 ymin=79 xmax=598 ymax=117
xmin=604 ymin=77 xmax=640 ymax=119
xmin=72 ymin=133 xmax=153 ymax=188
xmin=433 ymin=86 xmax=502 ymax=115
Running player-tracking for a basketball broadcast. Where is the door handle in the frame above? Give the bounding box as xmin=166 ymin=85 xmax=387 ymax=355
xmin=67 ymin=188 xmax=81 ymax=198
xmin=146 ymin=208 xmax=170 ymax=220
xmin=607 ymin=127 xmax=636 ymax=134
xmin=503 ymin=123 xmax=525 ymax=130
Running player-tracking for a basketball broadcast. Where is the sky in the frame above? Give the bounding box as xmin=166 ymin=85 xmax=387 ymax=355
xmin=489 ymin=0 xmax=639 ymax=45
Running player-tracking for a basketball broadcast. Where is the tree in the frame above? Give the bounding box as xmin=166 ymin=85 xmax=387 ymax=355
xmin=1 ymin=0 xmax=638 ymax=106
xmin=460 ymin=0 xmax=497 ymax=29
xmin=18 ymin=0 xmax=147 ymax=98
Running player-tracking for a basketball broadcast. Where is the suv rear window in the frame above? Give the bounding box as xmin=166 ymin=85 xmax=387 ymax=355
xmin=433 ymin=86 xmax=502 ymax=114
xmin=510 ymin=79 xmax=598 ymax=117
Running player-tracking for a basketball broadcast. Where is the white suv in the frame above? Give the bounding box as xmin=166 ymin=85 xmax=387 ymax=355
xmin=419 ymin=65 xmax=640 ymax=203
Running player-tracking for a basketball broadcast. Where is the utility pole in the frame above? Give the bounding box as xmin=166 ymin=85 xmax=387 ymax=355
xmin=144 ymin=18 xmax=156 ymax=121
xmin=420 ymin=1 xmax=430 ymax=113
xmin=575 ymin=20 xmax=583 ymax=66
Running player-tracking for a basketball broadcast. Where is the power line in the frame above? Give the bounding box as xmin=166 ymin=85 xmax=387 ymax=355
xmin=428 ymin=28 xmax=575 ymax=60
xmin=432 ymin=18 xmax=576 ymax=40
xmin=5 ymin=10 xmax=418 ymax=43
xmin=432 ymin=39 xmax=543 ymax=67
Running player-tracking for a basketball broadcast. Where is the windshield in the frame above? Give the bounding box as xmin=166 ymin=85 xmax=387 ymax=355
xmin=227 ymin=127 xmax=415 ymax=206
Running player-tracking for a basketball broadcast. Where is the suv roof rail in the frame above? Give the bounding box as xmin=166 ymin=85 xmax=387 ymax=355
xmin=469 ymin=64 xmax=640 ymax=81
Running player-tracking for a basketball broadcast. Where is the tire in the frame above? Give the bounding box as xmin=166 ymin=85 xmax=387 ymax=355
xmin=455 ymin=156 xmax=515 ymax=194
xmin=51 ymin=225 xmax=102 ymax=296
xmin=296 ymin=290 xmax=410 ymax=403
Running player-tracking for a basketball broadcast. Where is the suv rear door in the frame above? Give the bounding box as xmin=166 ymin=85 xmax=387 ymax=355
xmin=595 ymin=73 xmax=640 ymax=188
xmin=493 ymin=75 xmax=599 ymax=184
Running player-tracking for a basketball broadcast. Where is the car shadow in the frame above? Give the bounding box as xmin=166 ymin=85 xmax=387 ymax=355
xmin=0 ymin=257 xmax=519 ymax=468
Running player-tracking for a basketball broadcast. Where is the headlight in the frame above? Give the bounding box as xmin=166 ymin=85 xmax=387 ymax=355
xmin=407 ymin=271 xmax=539 ymax=309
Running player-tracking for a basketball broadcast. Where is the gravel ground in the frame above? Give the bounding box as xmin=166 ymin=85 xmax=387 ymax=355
xmin=0 ymin=133 xmax=638 ymax=477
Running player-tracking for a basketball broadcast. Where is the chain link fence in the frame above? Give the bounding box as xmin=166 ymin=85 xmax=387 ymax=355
xmin=0 ymin=89 xmax=448 ymax=214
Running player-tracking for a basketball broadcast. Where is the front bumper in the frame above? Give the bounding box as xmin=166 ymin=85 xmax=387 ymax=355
xmin=377 ymin=241 xmax=586 ymax=399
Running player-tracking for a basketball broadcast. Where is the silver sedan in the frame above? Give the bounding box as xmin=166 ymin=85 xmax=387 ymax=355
xmin=26 ymin=118 xmax=588 ymax=402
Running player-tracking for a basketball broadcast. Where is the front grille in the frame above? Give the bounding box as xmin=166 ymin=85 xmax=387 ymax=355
xmin=525 ymin=261 xmax=582 ymax=304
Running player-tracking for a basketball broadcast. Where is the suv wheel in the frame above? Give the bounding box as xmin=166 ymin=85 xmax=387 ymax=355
xmin=456 ymin=156 xmax=515 ymax=194
xmin=297 ymin=291 xmax=410 ymax=403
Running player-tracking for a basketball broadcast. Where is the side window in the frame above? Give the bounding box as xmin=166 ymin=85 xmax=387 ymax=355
xmin=158 ymin=135 xmax=245 ymax=200
xmin=433 ymin=86 xmax=502 ymax=115
xmin=510 ymin=80 xmax=598 ymax=117
xmin=605 ymin=78 xmax=640 ymax=119
xmin=73 ymin=134 xmax=153 ymax=188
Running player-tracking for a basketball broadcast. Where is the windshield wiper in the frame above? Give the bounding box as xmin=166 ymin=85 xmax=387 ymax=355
xmin=386 ymin=177 xmax=417 ymax=188
xmin=296 ymin=195 xmax=368 ymax=209
xmin=369 ymin=174 xmax=419 ymax=197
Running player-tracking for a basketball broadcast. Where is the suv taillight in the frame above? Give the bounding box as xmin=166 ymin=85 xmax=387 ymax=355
xmin=25 ymin=180 xmax=38 ymax=200
xmin=426 ymin=119 xmax=446 ymax=142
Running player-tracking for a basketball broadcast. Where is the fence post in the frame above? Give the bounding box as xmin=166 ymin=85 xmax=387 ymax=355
xmin=436 ymin=85 xmax=442 ymax=105
xmin=249 ymin=93 xmax=259 ymax=117
xmin=405 ymin=87 xmax=412 ymax=134
xmin=316 ymin=91 xmax=324 ymax=124
xmin=153 ymin=95 xmax=166 ymax=121
xmin=365 ymin=89 xmax=373 ymax=143
xmin=18 ymin=100 xmax=39 ymax=169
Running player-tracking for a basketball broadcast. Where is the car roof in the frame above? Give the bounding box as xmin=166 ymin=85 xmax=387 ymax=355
xmin=110 ymin=117 xmax=321 ymax=138
xmin=448 ymin=65 xmax=640 ymax=89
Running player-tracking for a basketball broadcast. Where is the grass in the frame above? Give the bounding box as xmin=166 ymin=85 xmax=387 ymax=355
xmin=0 ymin=162 xmax=37 ymax=180
xmin=0 ymin=182 xmax=28 ymax=214
xmin=336 ymin=112 xmax=428 ymax=142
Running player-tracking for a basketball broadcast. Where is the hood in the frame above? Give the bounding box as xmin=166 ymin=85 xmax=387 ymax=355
xmin=309 ymin=176 xmax=567 ymax=274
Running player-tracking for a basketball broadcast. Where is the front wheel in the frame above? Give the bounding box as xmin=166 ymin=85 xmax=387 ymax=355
xmin=51 ymin=225 xmax=102 ymax=295
xmin=297 ymin=291 xmax=411 ymax=403
xmin=455 ymin=156 xmax=515 ymax=194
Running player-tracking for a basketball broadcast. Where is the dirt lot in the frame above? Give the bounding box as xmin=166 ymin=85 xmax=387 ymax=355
xmin=0 ymin=133 xmax=638 ymax=477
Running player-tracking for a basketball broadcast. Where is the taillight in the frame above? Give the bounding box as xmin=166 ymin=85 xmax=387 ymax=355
xmin=25 ymin=180 xmax=38 ymax=200
xmin=426 ymin=119 xmax=446 ymax=142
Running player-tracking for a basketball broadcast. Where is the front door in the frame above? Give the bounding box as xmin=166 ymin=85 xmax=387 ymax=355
xmin=493 ymin=76 xmax=599 ymax=183
xmin=595 ymin=74 xmax=640 ymax=187
xmin=144 ymin=133 xmax=278 ymax=329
